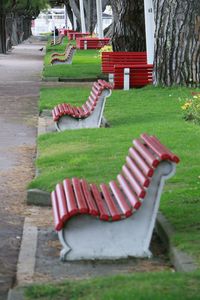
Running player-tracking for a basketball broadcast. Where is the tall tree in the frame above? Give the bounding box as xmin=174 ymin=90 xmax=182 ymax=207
xmin=0 ymin=0 xmax=48 ymax=54
xmin=153 ymin=0 xmax=200 ymax=87
xmin=110 ymin=0 xmax=146 ymax=51
xmin=110 ymin=0 xmax=200 ymax=87
xmin=68 ymin=0 xmax=109 ymax=33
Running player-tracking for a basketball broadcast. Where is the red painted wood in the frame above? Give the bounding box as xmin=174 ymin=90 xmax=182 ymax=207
xmin=133 ymin=139 xmax=160 ymax=168
xmin=90 ymin=183 xmax=110 ymax=220
xmin=109 ymin=181 xmax=132 ymax=217
xmin=129 ymin=147 xmax=154 ymax=177
xmin=51 ymin=191 xmax=63 ymax=231
xmin=63 ymin=179 xmax=79 ymax=216
xmin=81 ymin=179 xmax=99 ymax=216
xmin=55 ymin=183 xmax=69 ymax=222
xmin=122 ymin=165 xmax=146 ymax=199
xmin=100 ymin=183 xmax=122 ymax=221
xmin=62 ymin=103 xmax=69 ymax=115
xmin=82 ymin=104 xmax=91 ymax=116
xmin=102 ymin=52 xmax=147 ymax=74
xmin=150 ymin=135 xmax=180 ymax=163
xmin=117 ymin=174 xmax=141 ymax=209
xmin=72 ymin=178 xmax=89 ymax=213
xmin=126 ymin=156 xmax=150 ymax=187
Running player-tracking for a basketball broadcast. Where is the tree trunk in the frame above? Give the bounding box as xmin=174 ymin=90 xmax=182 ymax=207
xmin=110 ymin=0 xmax=146 ymax=51
xmin=0 ymin=14 xmax=7 ymax=54
xmin=68 ymin=0 xmax=109 ymax=33
xmin=153 ymin=0 xmax=200 ymax=87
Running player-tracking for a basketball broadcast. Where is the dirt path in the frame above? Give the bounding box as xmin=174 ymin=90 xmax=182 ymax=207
xmin=0 ymin=38 xmax=45 ymax=300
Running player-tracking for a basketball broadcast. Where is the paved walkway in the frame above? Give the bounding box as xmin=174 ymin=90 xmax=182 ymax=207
xmin=0 ymin=37 xmax=45 ymax=300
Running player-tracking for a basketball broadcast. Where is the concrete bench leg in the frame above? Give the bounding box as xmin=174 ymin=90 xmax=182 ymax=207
xmin=57 ymin=160 xmax=176 ymax=261
xmin=55 ymin=89 xmax=111 ymax=131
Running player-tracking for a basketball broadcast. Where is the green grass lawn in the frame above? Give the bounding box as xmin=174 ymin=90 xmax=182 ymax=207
xmin=43 ymin=37 xmax=103 ymax=79
xmin=30 ymin=85 xmax=200 ymax=266
xmin=27 ymin=85 xmax=200 ymax=298
xmin=25 ymin=271 xmax=200 ymax=300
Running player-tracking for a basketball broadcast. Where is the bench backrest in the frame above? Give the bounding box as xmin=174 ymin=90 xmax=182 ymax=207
xmin=76 ymin=38 xmax=110 ymax=49
xmin=114 ymin=64 xmax=153 ymax=89
xmin=102 ymin=52 xmax=147 ymax=74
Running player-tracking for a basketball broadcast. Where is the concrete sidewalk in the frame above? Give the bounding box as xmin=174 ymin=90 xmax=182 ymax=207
xmin=0 ymin=37 xmax=45 ymax=300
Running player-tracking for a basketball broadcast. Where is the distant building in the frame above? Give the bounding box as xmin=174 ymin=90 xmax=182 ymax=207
xmin=32 ymin=6 xmax=112 ymax=36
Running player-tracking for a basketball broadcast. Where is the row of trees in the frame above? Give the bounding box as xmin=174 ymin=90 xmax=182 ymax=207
xmin=0 ymin=0 xmax=199 ymax=87
xmin=0 ymin=0 xmax=48 ymax=53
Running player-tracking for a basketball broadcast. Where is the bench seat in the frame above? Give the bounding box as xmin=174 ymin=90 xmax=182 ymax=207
xmin=51 ymin=133 xmax=179 ymax=260
xmin=51 ymin=45 xmax=76 ymax=65
xmin=52 ymin=79 xmax=113 ymax=131
xmin=76 ymin=37 xmax=110 ymax=49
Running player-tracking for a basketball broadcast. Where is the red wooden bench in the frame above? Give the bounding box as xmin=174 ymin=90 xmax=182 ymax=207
xmin=101 ymin=51 xmax=153 ymax=88
xmin=101 ymin=51 xmax=147 ymax=75
xmin=52 ymin=79 xmax=113 ymax=131
xmin=114 ymin=64 xmax=153 ymax=89
xmin=68 ymin=32 xmax=90 ymax=40
xmin=51 ymin=45 xmax=76 ymax=65
xmin=51 ymin=133 xmax=180 ymax=261
xmin=76 ymin=37 xmax=110 ymax=49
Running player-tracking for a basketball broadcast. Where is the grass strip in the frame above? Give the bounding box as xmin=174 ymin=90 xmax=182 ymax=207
xmin=43 ymin=37 xmax=102 ymax=79
xmin=25 ymin=271 xmax=200 ymax=300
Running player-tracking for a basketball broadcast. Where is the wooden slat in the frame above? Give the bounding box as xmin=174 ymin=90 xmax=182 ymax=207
xmin=133 ymin=139 xmax=159 ymax=168
xmin=63 ymin=179 xmax=79 ymax=216
xmin=129 ymin=147 xmax=154 ymax=177
xmin=117 ymin=175 xmax=141 ymax=209
xmin=90 ymin=183 xmax=110 ymax=220
xmin=51 ymin=191 xmax=63 ymax=231
xmin=122 ymin=165 xmax=146 ymax=199
xmin=126 ymin=156 xmax=150 ymax=187
xmin=55 ymin=183 xmax=69 ymax=222
xmin=72 ymin=178 xmax=88 ymax=213
xmin=100 ymin=183 xmax=121 ymax=221
xmin=109 ymin=181 xmax=132 ymax=217
xmin=81 ymin=179 xmax=99 ymax=216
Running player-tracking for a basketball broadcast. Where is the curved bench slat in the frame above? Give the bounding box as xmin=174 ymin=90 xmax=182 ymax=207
xmin=133 ymin=139 xmax=160 ymax=168
xmin=72 ymin=178 xmax=88 ymax=213
xmin=128 ymin=147 xmax=154 ymax=177
xmin=125 ymin=156 xmax=150 ymax=188
xmin=63 ymin=179 xmax=79 ymax=216
xmin=122 ymin=165 xmax=146 ymax=199
xmin=90 ymin=183 xmax=110 ymax=221
xmin=81 ymin=179 xmax=99 ymax=216
xmin=100 ymin=183 xmax=122 ymax=221
xmin=109 ymin=180 xmax=132 ymax=218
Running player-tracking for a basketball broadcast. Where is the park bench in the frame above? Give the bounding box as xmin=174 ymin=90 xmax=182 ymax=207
xmin=114 ymin=64 xmax=153 ymax=89
xmin=50 ymin=35 xmax=64 ymax=46
xmin=76 ymin=37 xmax=110 ymax=49
xmin=101 ymin=51 xmax=152 ymax=89
xmin=51 ymin=45 xmax=76 ymax=65
xmin=51 ymin=133 xmax=180 ymax=261
xmin=68 ymin=32 xmax=90 ymax=40
xmin=52 ymin=79 xmax=113 ymax=131
xmin=51 ymin=43 xmax=74 ymax=58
